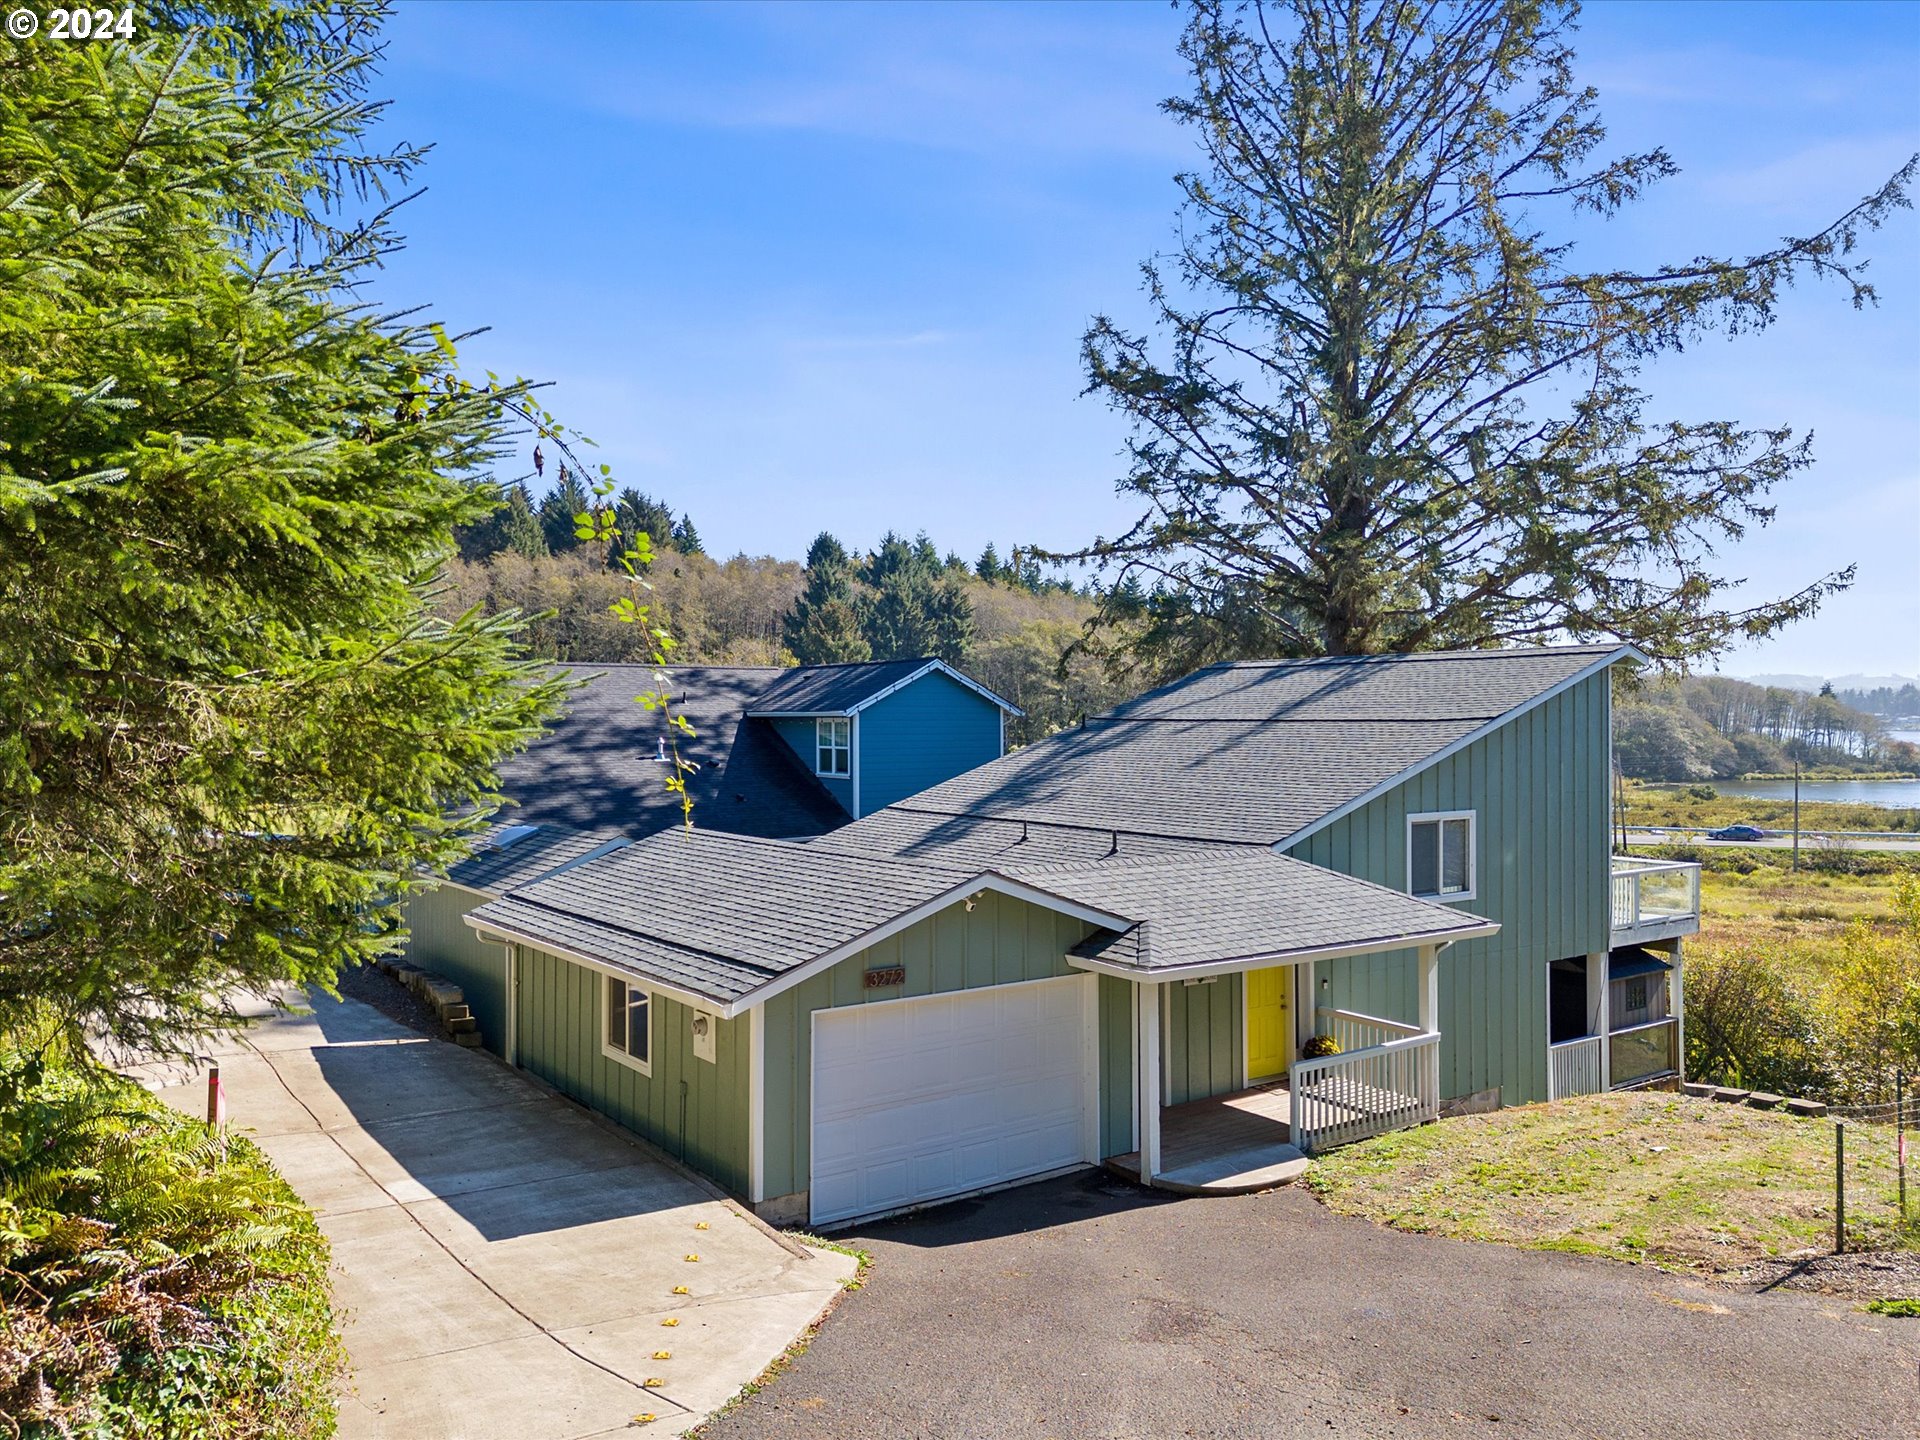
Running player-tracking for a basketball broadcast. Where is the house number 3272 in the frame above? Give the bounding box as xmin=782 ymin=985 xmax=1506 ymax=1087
xmin=48 ymin=7 xmax=137 ymax=38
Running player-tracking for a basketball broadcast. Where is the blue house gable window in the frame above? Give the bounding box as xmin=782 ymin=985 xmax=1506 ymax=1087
xmin=816 ymin=717 xmax=851 ymax=777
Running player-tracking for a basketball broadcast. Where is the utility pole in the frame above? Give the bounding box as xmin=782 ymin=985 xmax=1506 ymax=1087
xmin=1791 ymin=751 xmax=1801 ymax=873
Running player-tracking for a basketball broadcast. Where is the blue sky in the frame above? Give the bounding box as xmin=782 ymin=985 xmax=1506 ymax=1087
xmin=371 ymin=1 xmax=1918 ymax=678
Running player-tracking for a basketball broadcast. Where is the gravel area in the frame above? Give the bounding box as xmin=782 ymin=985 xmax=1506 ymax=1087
xmin=334 ymin=961 xmax=442 ymax=1038
xmin=1730 ymin=1248 xmax=1920 ymax=1300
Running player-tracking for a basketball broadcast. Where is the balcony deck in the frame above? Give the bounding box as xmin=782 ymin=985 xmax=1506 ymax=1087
xmin=1611 ymin=856 xmax=1701 ymax=945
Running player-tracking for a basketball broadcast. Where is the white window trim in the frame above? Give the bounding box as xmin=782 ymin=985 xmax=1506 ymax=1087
xmin=815 ymin=716 xmax=851 ymax=777
xmin=601 ymin=975 xmax=654 ymax=1076
xmin=1406 ymin=809 xmax=1478 ymax=903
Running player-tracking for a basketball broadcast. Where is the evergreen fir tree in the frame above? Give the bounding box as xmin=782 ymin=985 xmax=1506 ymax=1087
xmin=975 ymin=544 xmax=1002 ymax=583
xmin=671 ymin=514 xmax=705 ymax=555
xmin=783 ymin=532 xmax=871 ymax=665
xmin=0 ymin=4 xmax=564 ymax=1052
xmin=538 ymin=469 xmax=591 ymax=555
xmin=1053 ymin=0 xmax=1912 ymax=669
xmin=500 ymin=482 xmax=549 ymax=559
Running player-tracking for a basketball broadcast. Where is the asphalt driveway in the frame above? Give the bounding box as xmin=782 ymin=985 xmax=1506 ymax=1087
xmin=140 ymin=988 xmax=853 ymax=1439
xmin=704 ymin=1169 xmax=1917 ymax=1440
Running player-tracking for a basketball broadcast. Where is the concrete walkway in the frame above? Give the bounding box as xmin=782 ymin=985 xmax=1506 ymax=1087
xmin=140 ymin=989 xmax=854 ymax=1440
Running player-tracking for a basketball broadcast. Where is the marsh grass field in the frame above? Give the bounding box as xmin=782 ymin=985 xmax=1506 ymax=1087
xmin=1622 ymin=781 xmax=1920 ymax=834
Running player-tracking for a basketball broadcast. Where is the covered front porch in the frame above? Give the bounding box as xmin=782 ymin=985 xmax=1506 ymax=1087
xmin=1025 ymin=844 xmax=1499 ymax=1193
xmin=1106 ymin=954 xmax=1452 ymax=1191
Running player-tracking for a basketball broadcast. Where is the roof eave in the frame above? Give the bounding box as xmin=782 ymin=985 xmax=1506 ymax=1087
xmin=1067 ymin=919 xmax=1501 ymax=982
xmin=745 ymin=659 xmax=1025 ymax=721
xmin=463 ymin=912 xmax=759 ymax=1018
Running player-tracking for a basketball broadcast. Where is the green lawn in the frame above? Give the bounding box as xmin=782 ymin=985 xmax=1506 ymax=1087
xmin=1304 ymin=1092 xmax=1916 ymax=1272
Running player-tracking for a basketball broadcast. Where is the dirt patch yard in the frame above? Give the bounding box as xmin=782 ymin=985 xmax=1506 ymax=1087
xmin=1305 ymin=1091 xmax=1915 ymax=1281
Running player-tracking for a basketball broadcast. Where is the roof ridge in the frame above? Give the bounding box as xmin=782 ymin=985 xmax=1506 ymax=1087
xmin=1211 ymin=643 xmax=1622 ymax=671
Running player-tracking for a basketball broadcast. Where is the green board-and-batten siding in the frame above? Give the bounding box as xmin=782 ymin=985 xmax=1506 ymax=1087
xmin=1163 ymin=977 xmax=1243 ymax=1107
xmin=401 ymin=884 xmax=508 ymax=1053
xmin=511 ymin=944 xmax=752 ymax=1194
xmin=758 ymin=889 xmax=1130 ymax=1204
xmin=1281 ymin=672 xmax=1612 ymax=1106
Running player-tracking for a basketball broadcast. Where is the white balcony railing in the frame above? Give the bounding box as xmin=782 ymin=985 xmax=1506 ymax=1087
xmin=1292 ymin=1007 xmax=1440 ymax=1153
xmin=1548 ymin=1034 xmax=1605 ymax=1100
xmin=1610 ymin=857 xmax=1701 ymax=941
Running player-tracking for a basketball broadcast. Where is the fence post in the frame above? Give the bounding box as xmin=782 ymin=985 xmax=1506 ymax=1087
xmin=1899 ymin=1073 xmax=1909 ymax=1222
xmin=1834 ymin=1121 xmax=1846 ymax=1255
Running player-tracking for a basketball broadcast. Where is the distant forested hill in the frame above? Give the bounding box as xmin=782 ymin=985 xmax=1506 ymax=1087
xmin=1616 ymin=675 xmax=1919 ymax=781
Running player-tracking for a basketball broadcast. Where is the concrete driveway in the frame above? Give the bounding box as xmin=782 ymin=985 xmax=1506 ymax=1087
xmin=705 ymin=1170 xmax=1917 ymax=1440
xmin=142 ymin=989 xmax=853 ymax=1439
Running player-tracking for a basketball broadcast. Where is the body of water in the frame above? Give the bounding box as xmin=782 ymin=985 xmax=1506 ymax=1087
xmin=1710 ymin=777 xmax=1920 ymax=810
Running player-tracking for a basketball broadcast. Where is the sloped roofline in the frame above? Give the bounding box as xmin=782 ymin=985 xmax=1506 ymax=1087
xmin=748 ymin=658 xmax=1024 ymax=719
xmin=1270 ymin=643 xmax=1644 ymax=853
xmin=1066 ymin=922 xmax=1500 ymax=983
xmin=464 ymin=869 xmax=1131 ymax=1019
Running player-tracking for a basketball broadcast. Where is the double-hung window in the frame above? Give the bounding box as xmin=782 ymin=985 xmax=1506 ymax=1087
xmin=603 ymin=976 xmax=651 ymax=1073
xmin=1408 ymin=811 xmax=1476 ymax=901
xmin=816 ymin=717 xmax=851 ymax=777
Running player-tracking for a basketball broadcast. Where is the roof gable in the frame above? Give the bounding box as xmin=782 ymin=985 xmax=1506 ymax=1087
xmin=747 ymin=657 xmax=1020 ymax=717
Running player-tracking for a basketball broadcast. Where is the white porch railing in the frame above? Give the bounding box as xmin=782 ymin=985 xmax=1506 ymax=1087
xmin=1548 ymin=1035 xmax=1605 ymax=1100
xmin=1315 ymin=1005 xmax=1423 ymax=1053
xmin=1610 ymin=857 xmax=1701 ymax=941
xmin=1291 ymin=1008 xmax=1440 ymax=1154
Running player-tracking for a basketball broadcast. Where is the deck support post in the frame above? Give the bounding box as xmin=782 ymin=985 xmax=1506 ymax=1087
xmin=1586 ymin=951 xmax=1609 ymax=1093
xmin=1416 ymin=945 xmax=1439 ymax=1034
xmin=1670 ymin=938 xmax=1685 ymax=1083
xmin=1137 ymin=979 xmax=1162 ymax=1185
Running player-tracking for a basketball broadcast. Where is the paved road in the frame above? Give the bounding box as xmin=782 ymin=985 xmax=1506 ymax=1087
xmin=705 ymin=1170 xmax=1918 ymax=1440
xmin=137 ymin=989 xmax=852 ymax=1440
xmin=1626 ymin=828 xmax=1920 ymax=853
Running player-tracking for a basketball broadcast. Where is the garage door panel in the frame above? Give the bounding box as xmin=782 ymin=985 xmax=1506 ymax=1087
xmin=811 ymin=975 xmax=1093 ymax=1226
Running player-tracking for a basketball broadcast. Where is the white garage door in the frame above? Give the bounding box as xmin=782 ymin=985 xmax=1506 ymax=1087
xmin=810 ymin=974 xmax=1097 ymax=1226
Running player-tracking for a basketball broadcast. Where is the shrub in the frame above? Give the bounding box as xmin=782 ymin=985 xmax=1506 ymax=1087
xmin=0 ymin=1055 xmax=342 ymax=1438
xmin=1302 ymin=1034 xmax=1342 ymax=1059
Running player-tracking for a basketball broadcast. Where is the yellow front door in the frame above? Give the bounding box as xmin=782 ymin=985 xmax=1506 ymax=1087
xmin=1246 ymin=966 xmax=1291 ymax=1081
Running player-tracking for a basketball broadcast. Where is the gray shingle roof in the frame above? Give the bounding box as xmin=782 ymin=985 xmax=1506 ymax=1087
xmin=1002 ymin=848 xmax=1495 ymax=971
xmin=1102 ymin=645 xmax=1624 ymax=723
xmin=447 ymin=825 xmax=629 ymax=893
xmin=860 ymin=645 xmax=1629 ymax=850
xmin=745 ymin=658 xmax=942 ymax=716
xmin=486 ymin=665 xmax=849 ymax=841
xmin=468 ymin=826 xmax=1494 ymax=1007
xmin=809 ymin=808 xmax=1224 ymax=868
xmin=467 ymin=828 xmax=984 ymax=1003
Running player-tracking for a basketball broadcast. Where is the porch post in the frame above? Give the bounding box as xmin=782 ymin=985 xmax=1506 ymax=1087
xmin=1136 ymin=979 xmax=1162 ymax=1185
xmin=1417 ymin=944 xmax=1439 ymax=1033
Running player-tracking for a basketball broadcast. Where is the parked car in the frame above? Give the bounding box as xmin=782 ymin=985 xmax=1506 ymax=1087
xmin=1706 ymin=824 xmax=1767 ymax=841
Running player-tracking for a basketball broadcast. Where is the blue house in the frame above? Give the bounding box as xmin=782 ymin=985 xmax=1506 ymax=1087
xmin=399 ymin=657 xmax=1020 ymax=1046
xmin=456 ymin=644 xmax=1704 ymax=1230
